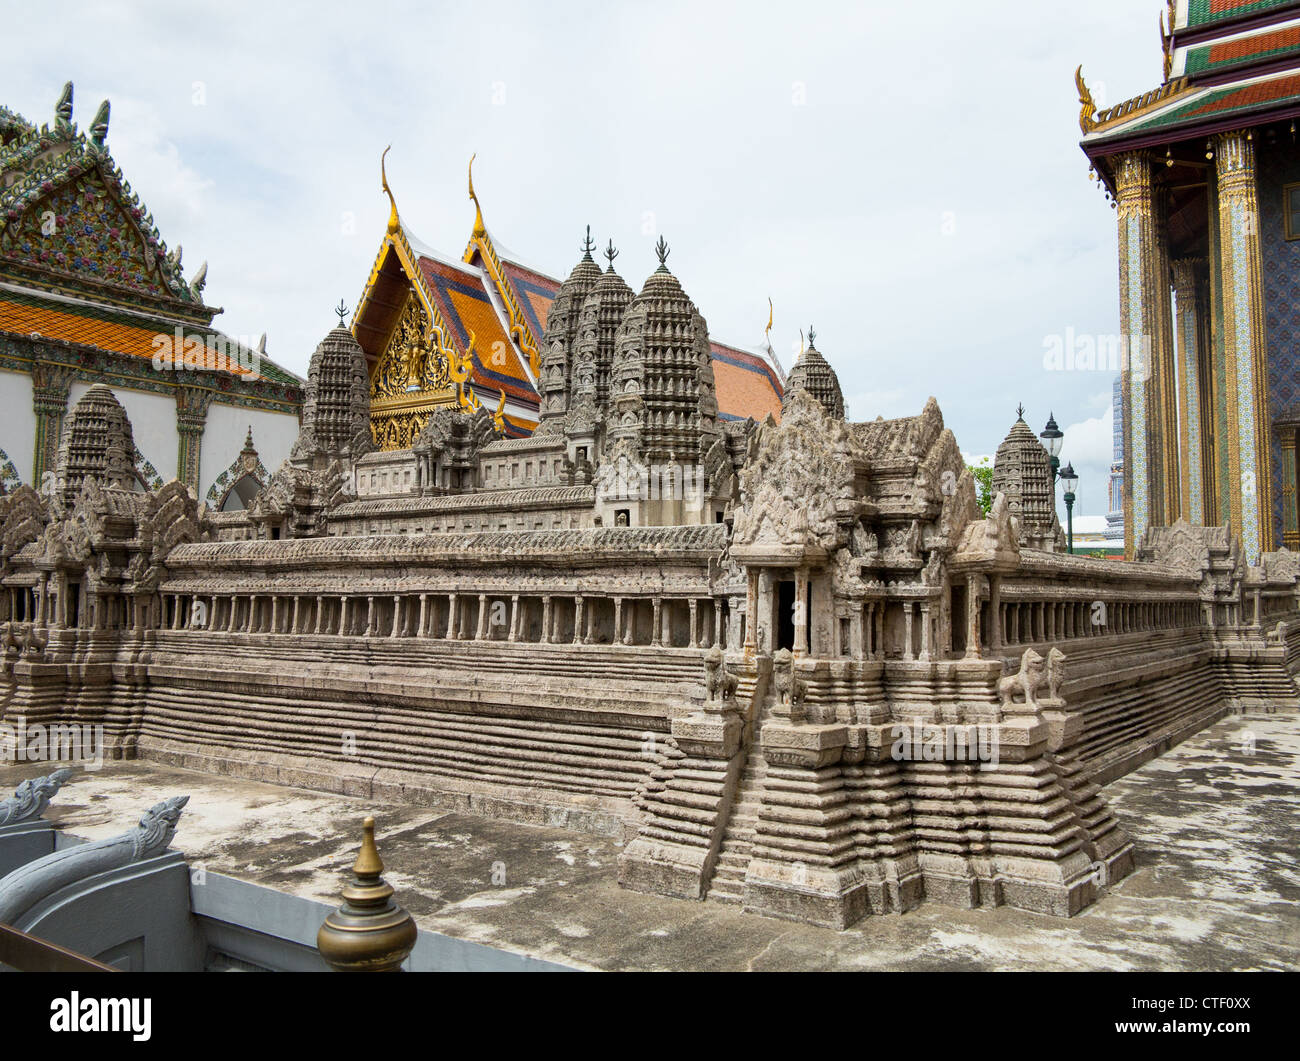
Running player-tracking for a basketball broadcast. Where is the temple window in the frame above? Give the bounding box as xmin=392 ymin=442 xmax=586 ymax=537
xmin=1286 ymin=183 xmax=1300 ymax=241
xmin=1282 ymin=426 xmax=1299 ymax=549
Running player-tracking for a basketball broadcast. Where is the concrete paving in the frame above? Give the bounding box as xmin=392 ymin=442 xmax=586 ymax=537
xmin=2 ymin=714 xmax=1296 ymax=971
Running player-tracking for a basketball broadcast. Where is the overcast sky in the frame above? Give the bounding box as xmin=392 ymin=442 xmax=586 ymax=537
xmin=5 ymin=0 xmax=1166 ymax=518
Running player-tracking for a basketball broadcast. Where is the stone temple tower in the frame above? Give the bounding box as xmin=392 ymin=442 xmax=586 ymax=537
xmin=537 ymin=230 xmax=604 ymax=435
xmin=291 ymin=324 xmax=373 ymax=464
xmin=54 ymin=384 xmax=142 ymax=500
xmin=603 ymin=238 xmax=720 ymax=525
xmin=992 ymin=408 xmax=1064 ymax=552
xmin=781 ymin=329 xmax=845 ymax=420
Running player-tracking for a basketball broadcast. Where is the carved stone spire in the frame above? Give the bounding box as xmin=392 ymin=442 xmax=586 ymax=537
xmin=292 ymin=323 xmax=373 ymax=461
xmin=781 ymin=331 xmax=845 ymax=420
xmin=536 ymin=234 xmax=604 ymax=433
xmin=992 ymin=414 xmax=1064 ymax=552
xmin=54 ymin=384 xmax=142 ymax=498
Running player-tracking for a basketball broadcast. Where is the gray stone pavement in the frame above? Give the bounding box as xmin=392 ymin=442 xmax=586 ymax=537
xmin=2 ymin=714 xmax=1295 ymax=971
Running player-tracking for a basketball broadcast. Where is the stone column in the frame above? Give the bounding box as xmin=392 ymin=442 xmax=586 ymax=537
xmin=903 ymin=602 xmax=915 ymax=661
xmin=1213 ymin=130 xmax=1274 ymax=563
xmin=175 ymin=385 xmax=214 ymax=496
xmin=339 ymin=597 xmax=349 ymax=636
xmin=793 ymin=570 xmax=809 ymax=656
xmin=315 ymin=596 xmax=324 ymax=635
xmin=988 ymin=576 xmax=1002 ymax=652
xmin=714 ymin=602 xmax=723 ymax=650
xmin=446 ymin=594 xmax=458 ymax=640
xmin=688 ymin=599 xmax=698 ymax=648
xmin=418 ymin=594 xmax=428 ymax=637
xmin=392 ymin=596 xmax=402 ymax=638
xmin=744 ymin=571 xmax=758 ymax=656
xmin=651 ymin=598 xmax=662 ymax=648
xmin=574 ymin=596 xmax=585 ymax=645
xmin=364 ymin=597 xmax=375 ymax=637
xmin=919 ymin=601 xmax=932 ymax=662
xmin=873 ymin=602 xmax=883 ymax=661
xmin=272 ymin=596 xmax=281 ymax=635
xmin=615 ymin=597 xmax=625 ymax=645
xmin=964 ymin=574 xmax=982 ymax=660
xmin=30 ymin=361 xmax=74 ymax=486
xmin=508 ymin=595 xmax=520 ymax=642
xmin=476 ymin=594 xmax=488 ymax=640
xmin=541 ymin=596 xmax=553 ymax=644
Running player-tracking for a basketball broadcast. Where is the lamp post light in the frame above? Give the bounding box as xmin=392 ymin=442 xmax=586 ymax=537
xmin=1060 ymin=462 xmax=1079 ymax=555
xmin=1040 ymin=412 xmax=1063 ymax=483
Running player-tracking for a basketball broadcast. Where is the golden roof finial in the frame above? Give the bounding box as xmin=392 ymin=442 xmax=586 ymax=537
xmin=1160 ymin=10 xmax=1173 ymax=83
xmin=381 ymin=146 xmax=400 ymax=237
xmin=468 ymin=153 xmax=486 ymax=240
xmin=493 ymin=388 xmax=506 ymax=433
xmin=1075 ymin=66 xmax=1098 ymax=134
xmin=765 ymin=297 xmax=774 ymax=340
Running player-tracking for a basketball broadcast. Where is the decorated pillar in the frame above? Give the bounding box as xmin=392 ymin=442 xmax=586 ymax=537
xmin=30 ymin=361 xmax=74 ymax=486
xmin=1172 ymin=258 xmax=1209 ymax=524
xmin=175 ymin=385 xmax=213 ymax=495
xmin=1113 ymin=151 xmax=1167 ymax=555
xmin=1212 ymin=130 xmax=1274 ymax=563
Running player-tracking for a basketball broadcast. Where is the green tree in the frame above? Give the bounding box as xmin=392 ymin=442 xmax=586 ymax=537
xmin=969 ymin=457 xmax=993 ymax=518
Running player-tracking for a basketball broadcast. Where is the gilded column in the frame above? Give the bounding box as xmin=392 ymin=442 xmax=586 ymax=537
xmin=175 ymin=385 xmax=214 ymax=495
xmin=1212 ymin=130 xmax=1274 ymax=562
xmin=30 ymin=361 xmax=74 ymax=486
xmin=1172 ymin=258 xmax=1208 ymax=523
xmin=1114 ymin=151 xmax=1162 ymax=555
xmin=1153 ymin=188 xmax=1180 ymax=523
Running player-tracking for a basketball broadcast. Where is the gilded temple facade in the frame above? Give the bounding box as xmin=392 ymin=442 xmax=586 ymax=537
xmin=5 ymin=222 xmax=1300 ymax=927
xmin=0 ymin=83 xmax=303 ymax=510
xmin=1080 ymin=0 xmax=1300 ymax=562
xmin=350 ymin=157 xmax=784 ymax=452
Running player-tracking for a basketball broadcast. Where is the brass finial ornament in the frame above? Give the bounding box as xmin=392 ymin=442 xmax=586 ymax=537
xmin=468 ymin=153 xmax=486 ymax=240
xmin=381 ymin=146 xmax=400 ymax=236
xmin=604 ymin=239 xmax=619 ymax=270
xmin=317 ymin=816 xmax=417 ymax=973
xmin=654 ymin=235 xmax=670 ymax=272
xmin=334 ymin=300 xmax=349 ymax=327
xmin=580 ymin=225 xmax=596 ymax=262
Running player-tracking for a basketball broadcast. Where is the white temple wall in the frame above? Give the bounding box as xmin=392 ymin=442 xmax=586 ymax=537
xmin=200 ymin=402 xmax=299 ymax=501
xmin=0 ymin=368 xmax=35 ymax=486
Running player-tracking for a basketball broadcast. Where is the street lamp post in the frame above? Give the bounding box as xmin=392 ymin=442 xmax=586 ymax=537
xmin=1061 ymin=462 xmax=1079 ymax=555
xmin=1040 ymin=413 xmax=1063 ymax=483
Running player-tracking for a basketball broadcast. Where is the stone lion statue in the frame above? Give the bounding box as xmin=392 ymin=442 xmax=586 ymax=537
xmin=772 ymin=648 xmax=807 ymax=709
xmin=1046 ymin=647 xmax=1067 ymax=702
xmin=703 ymin=645 xmax=738 ymax=703
xmin=998 ymin=647 xmax=1045 ymax=709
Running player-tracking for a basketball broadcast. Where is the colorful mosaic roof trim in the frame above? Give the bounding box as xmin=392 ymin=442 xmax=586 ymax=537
xmin=1125 ymin=69 xmax=1300 ymax=133
xmin=1185 ymin=0 xmax=1298 ymax=31
xmin=1185 ymin=23 xmax=1300 ymax=74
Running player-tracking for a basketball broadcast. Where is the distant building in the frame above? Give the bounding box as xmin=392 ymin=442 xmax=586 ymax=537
xmin=1107 ymin=374 xmax=1124 ymax=543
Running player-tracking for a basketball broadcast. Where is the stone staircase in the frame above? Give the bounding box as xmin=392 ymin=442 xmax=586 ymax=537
xmin=705 ymin=743 xmax=768 ymax=904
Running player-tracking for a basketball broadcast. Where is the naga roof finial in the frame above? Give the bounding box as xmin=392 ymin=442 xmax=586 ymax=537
xmin=654 ymin=235 xmax=670 ymax=273
xmin=580 ymin=225 xmax=596 ymax=262
xmin=55 ymin=81 xmax=73 ymax=132
xmin=1075 ymin=65 xmax=1098 ymax=133
xmin=604 ymin=239 xmax=619 ymax=270
xmin=90 ymin=99 xmax=110 ymax=147
xmin=381 ymin=145 xmax=400 ymax=237
xmin=468 ymin=153 xmax=486 ymax=240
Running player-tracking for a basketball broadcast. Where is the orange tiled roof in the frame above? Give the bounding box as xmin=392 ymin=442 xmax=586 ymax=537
xmin=710 ymin=341 xmax=784 ymax=422
xmin=0 ymin=293 xmax=258 ymax=377
xmin=414 ymin=256 xmax=539 ymax=407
